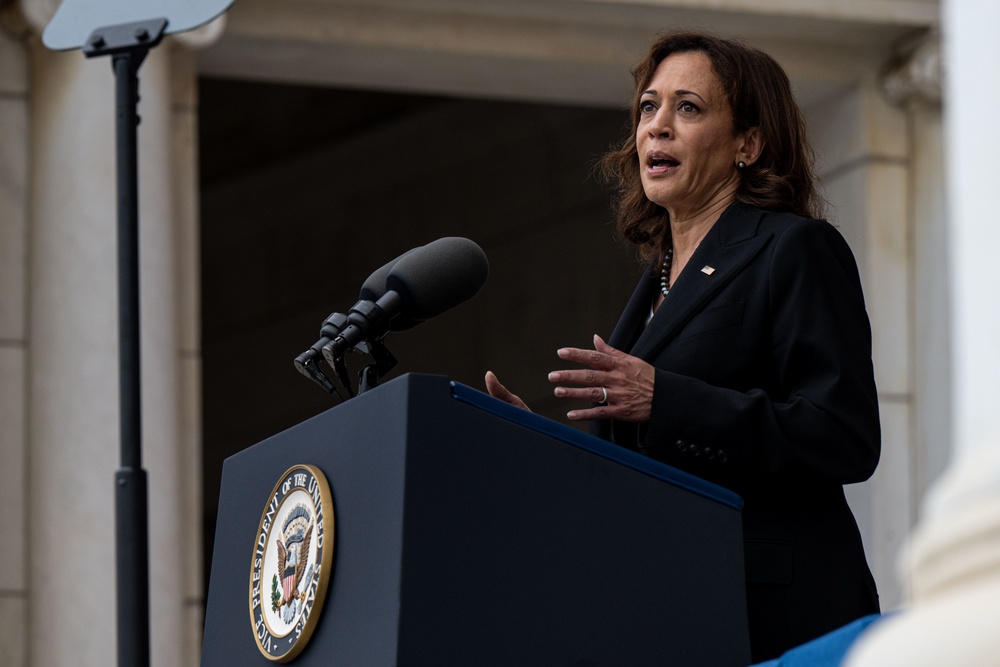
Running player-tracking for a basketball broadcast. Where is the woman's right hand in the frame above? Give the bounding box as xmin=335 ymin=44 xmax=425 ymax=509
xmin=484 ymin=371 xmax=532 ymax=412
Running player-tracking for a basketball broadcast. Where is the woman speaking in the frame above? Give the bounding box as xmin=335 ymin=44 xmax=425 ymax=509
xmin=486 ymin=31 xmax=880 ymax=662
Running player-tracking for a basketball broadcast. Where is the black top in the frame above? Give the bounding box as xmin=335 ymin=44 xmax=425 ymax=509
xmin=594 ymin=201 xmax=881 ymax=661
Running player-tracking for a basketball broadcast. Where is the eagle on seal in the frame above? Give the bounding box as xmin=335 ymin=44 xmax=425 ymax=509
xmin=276 ymin=511 xmax=313 ymax=608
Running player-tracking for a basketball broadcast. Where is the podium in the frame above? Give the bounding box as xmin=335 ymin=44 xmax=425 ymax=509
xmin=202 ymin=373 xmax=751 ymax=665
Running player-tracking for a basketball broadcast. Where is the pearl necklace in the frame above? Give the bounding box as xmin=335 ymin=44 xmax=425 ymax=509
xmin=659 ymin=246 xmax=674 ymax=297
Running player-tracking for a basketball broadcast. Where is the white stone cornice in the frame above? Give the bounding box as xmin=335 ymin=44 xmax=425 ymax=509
xmin=880 ymin=30 xmax=943 ymax=106
xmin=198 ymin=0 xmax=928 ymax=109
xmin=318 ymin=0 xmax=939 ymax=28
xmin=573 ymin=0 xmax=939 ymax=26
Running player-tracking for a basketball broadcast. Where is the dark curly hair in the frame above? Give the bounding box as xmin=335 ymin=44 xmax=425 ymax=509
xmin=601 ymin=31 xmax=824 ymax=261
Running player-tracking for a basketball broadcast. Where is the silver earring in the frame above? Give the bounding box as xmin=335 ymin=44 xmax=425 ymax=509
xmin=737 ymin=161 xmax=746 ymax=170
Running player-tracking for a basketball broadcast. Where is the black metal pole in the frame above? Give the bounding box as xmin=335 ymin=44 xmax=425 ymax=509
xmin=76 ymin=18 xmax=166 ymax=667
xmin=112 ymin=46 xmax=150 ymax=667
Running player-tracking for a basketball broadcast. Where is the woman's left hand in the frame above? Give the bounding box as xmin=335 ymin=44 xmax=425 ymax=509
xmin=549 ymin=334 xmax=655 ymax=422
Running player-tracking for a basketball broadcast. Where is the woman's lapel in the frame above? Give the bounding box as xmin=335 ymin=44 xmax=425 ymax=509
xmin=623 ymin=202 xmax=774 ymax=361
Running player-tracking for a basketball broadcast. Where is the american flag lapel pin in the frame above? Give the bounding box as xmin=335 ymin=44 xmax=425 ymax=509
xmin=701 ymin=265 xmax=716 ymax=275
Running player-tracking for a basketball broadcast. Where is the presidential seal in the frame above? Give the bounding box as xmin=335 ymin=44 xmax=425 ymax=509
xmin=249 ymin=464 xmax=335 ymax=662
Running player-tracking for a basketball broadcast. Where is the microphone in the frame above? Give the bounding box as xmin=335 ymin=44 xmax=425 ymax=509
xmin=293 ymin=311 xmax=349 ymax=393
xmin=360 ymin=237 xmax=489 ymax=321
xmin=358 ymin=247 xmax=417 ymax=302
xmin=293 ymin=246 xmax=417 ymax=394
xmin=321 ymin=237 xmax=488 ymax=362
xmin=385 ymin=236 xmax=489 ymax=326
xmin=356 ymin=247 xmax=429 ymax=331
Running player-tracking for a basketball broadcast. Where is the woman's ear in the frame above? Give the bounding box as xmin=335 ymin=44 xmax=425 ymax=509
xmin=737 ymin=127 xmax=764 ymax=167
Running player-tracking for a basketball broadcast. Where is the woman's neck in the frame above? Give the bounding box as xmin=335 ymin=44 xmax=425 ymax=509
xmin=667 ymin=194 xmax=734 ymax=256
xmin=666 ymin=195 xmax=734 ymax=281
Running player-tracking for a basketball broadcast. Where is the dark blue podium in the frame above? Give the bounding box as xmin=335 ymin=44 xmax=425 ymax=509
xmin=202 ymin=373 xmax=750 ymax=666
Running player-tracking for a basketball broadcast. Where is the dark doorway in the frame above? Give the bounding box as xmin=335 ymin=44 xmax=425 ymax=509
xmin=199 ymin=78 xmax=640 ymax=594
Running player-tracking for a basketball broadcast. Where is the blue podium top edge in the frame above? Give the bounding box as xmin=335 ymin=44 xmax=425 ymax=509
xmin=449 ymin=381 xmax=743 ymax=511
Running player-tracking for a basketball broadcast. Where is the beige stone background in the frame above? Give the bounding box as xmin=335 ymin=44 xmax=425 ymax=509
xmin=5 ymin=0 xmax=996 ymax=665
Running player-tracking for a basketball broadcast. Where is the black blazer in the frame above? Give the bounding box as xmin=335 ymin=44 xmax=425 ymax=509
xmin=594 ymin=202 xmax=880 ymax=661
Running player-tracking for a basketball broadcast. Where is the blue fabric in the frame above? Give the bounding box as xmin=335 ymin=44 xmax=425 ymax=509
xmin=751 ymin=614 xmax=885 ymax=667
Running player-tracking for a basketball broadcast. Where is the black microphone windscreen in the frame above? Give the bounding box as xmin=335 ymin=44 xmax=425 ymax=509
xmin=385 ymin=237 xmax=489 ymax=323
xmin=358 ymin=248 xmax=417 ymax=302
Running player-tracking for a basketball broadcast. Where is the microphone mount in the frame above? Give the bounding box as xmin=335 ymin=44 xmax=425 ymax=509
xmin=294 ymin=311 xmax=349 ymax=400
xmin=320 ymin=292 xmax=402 ymax=396
xmin=294 ymin=236 xmax=488 ymax=401
xmin=294 ymin=296 xmax=401 ymax=400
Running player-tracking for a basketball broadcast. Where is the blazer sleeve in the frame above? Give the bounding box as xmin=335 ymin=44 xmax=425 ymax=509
xmin=641 ymin=220 xmax=881 ymax=483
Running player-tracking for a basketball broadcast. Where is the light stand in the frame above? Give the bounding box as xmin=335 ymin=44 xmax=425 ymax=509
xmin=80 ymin=21 xmax=166 ymax=666
xmin=43 ymin=2 xmax=232 ymax=665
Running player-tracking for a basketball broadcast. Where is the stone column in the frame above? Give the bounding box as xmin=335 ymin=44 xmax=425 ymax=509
xmin=168 ymin=38 xmax=209 ymax=666
xmin=21 ymin=3 xmax=196 ymax=663
xmin=807 ymin=72 xmax=915 ymax=609
xmin=878 ymin=30 xmax=949 ymax=597
xmin=847 ymin=2 xmax=1000 ymax=664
